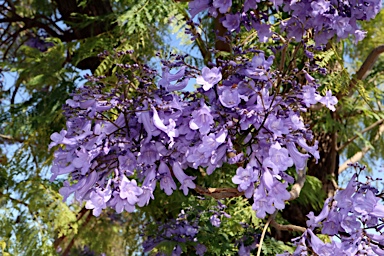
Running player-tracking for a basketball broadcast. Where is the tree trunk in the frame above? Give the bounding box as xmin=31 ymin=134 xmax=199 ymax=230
xmin=307 ymin=131 xmax=339 ymax=197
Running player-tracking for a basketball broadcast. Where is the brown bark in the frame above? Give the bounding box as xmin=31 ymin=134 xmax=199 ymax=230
xmin=62 ymin=210 xmax=93 ymax=256
xmin=307 ymin=132 xmax=339 ymax=197
xmin=194 ymin=185 xmax=244 ymax=199
xmin=54 ymin=0 xmax=114 ymax=40
xmin=214 ymin=13 xmax=231 ymax=54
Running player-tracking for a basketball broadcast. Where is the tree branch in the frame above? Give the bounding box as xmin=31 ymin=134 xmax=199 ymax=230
xmin=0 ymin=191 xmax=29 ymax=207
xmin=338 ymin=148 xmax=370 ymax=174
xmin=270 ymin=219 xmax=307 ymax=233
xmin=174 ymin=1 xmax=211 ymax=65
xmin=288 ymin=168 xmax=306 ymax=201
xmin=0 ymin=192 xmax=38 ymax=222
xmin=338 ymin=123 xmax=384 ymax=174
xmin=195 ymin=167 xmax=306 ymax=201
xmin=355 ymin=45 xmax=384 ymax=81
xmin=336 ymin=118 xmax=384 ymax=152
xmin=268 ymin=210 xmax=306 ymax=236
xmin=53 ymin=207 xmax=89 ymax=250
xmin=0 ymin=14 xmax=64 ymax=39
xmin=344 ymin=44 xmax=384 ymax=98
xmin=0 ymin=22 xmax=11 ymax=41
xmin=214 ymin=13 xmax=231 ymax=54
xmin=194 ymin=185 xmax=243 ymax=199
xmin=311 ymin=44 xmax=384 ymax=111
xmin=62 ymin=209 xmax=93 ymax=256
xmin=0 ymin=134 xmax=24 ymax=143
xmin=195 ymin=166 xmax=306 ymax=201
xmin=4 ymin=0 xmax=15 ymax=12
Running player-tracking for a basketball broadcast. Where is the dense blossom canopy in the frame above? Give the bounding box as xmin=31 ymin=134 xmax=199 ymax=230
xmin=49 ymin=0 xmax=383 ymax=255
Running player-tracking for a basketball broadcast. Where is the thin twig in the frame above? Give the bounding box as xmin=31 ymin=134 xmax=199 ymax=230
xmin=257 ymin=212 xmax=275 ymax=256
xmin=0 ymin=191 xmax=29 ymax=207
xmin=270 ymin=219 xmax=307 ymax=233
xmin=173 ymin=0 xmax=211 ymax=65
xmin=0 ymin=134 xmax=24 ymax=143
xmin=336 ymin=118 xmax=384 ymax=152
xmin=338 ymin=123 xmax=384 ymax=174
xmin=4 ymin=0 xmax=15 ymax=11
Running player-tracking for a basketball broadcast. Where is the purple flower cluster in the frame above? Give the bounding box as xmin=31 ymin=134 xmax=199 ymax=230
xmin=49 ymin=0 xmax=380 ymax=229
xmin=47 ymin=2 xmax=384 ymax=254
xmin=26 ymin=36 xmax=54 ymax=52
xmin=280 ymin=0 xmax=381 ymax=45
xmin=189 ymin=0 xmax=381 ymax=45
xmin=143 ymin=208 xmax=202 ymax=255
xmin=280 ymin=164 xmax=384 ymax=255
xmin=50 ymin=45 xmax=332 ymax=218
xmin=143 ymin=202 xmax=230 ymax=255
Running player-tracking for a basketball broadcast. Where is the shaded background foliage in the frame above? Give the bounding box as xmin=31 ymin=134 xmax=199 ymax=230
xmin=0 ymin=0 xmax=383 ymax=255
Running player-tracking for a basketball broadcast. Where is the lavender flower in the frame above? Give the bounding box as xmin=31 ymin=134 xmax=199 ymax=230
xmin=195 ymin=244 xmax=207 ymax=256
xmin=219 ymin=87 xmax=240 ymax=108
xmin=244 ymin=0 xmax=259 ymax=12
xmin=196 ymin=67 xmax=222 ymax=91
xmin=252 ymin=22 xmax=272 ymax=43
xmin=301 ymin=85 xmax=319 ymax=107
xmin=222 ymin=13 xmax=240 ymax=32
xmin=209 ymin=214 xmax=221 ymax=227
xmin=286 ymin=165 xmax=384 ymax=256
xmin=117 ymin=177 xmax=141 ymax=211
xmin=118 ymin=151 xmax=137 ymax=176
xmin=263 ymin=142 xmax=293 ymax=174
xmin=232 ymin=165 xmax=257 ymax=191
xmin=317 ymin=90 xmax=338 ymax=111
xmin=189 ymin=0 xmax=210 ymax=18
xmin=158 ymin=162 xmax=177 ymax=195
xmin=213 ymin=0 xmax=232 ymax=13
xmin=85 ymin=184 xmax=112 ymax=217
xmin=189 ymin=103 xmax=214 ymax=135
xmin=49 ymin=2 xmax=383 ymax=240
xmin=158 ymin=66 xmax=189 ymax=91
xmin=152 ymin=106 xmax=178 ymax=145
xmin=172 ymin=162 xmax=196 ymax=196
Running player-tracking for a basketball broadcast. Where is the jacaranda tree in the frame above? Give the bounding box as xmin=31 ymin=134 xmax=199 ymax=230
xmin=1 ymin=0 xmax=384 ymax=255
xmin=47 ymin=0 xmax=384 ymax=255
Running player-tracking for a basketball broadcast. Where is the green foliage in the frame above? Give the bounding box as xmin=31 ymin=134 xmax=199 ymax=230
xmin=315 ymin=48 xmax=337 ymax=68
xmin=144 ymin=195 xmax=262 ymax=255
xmin=293 ymin=175 xmax=327 ymax=211
xmin=336 ymin=9 xmax=384 ymax=170
xmin=0 ymin=151 xmax=77 ymax=255
xmin=261 ymin=237 xmax=294 ymax=256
